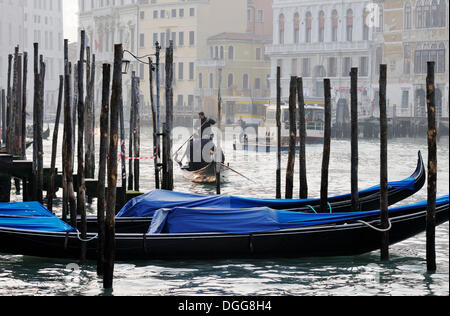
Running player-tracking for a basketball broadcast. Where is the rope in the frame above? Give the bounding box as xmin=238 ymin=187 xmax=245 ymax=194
xmin=328 ymin=202 xmax=333 ymax=214
xmin=76 ymin=230 xmax=98 ymax=242
xmin=306 ymin=205 xmax=318 ymax=214
xmin=356 ymin=218 xmax=392 ymax=232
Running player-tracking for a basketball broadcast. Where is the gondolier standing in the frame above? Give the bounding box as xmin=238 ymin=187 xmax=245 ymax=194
xmin=199 ymin=112 xmax=216 ymax=139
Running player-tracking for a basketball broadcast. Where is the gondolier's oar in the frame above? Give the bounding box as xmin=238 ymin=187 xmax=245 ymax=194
xmin=220 ymin=163 xmax=256 ymax=183
xmin=172 ymin=120 xmax=210 ymax=158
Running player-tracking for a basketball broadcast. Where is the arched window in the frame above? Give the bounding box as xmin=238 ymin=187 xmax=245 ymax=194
xmin=404 ymin=44 xmax=411 ymax=74
xmin=437 ymin=42 xmax=446 ymax=73
xmin=416 ymin=0 xmax=424 ymax=28
xmin=228 ymin=73 xmax=234 ymax=88
xmin=331 ymin=10 xmax=338 ymax=42
xmin=438 ymin=0 xmax=446 ymax=27
xmin=228 ymin=46 xmax=234 ymax=60
xmin=404 ymin=1 xmax=412 ymax=29
xmin=431 ymin=0 xmax=440 ymax=27
xmin=305 ymin=12 xmax=312 ymax=43
xmin=243 ymin=74 xmax=249 ymax=90
xmin=294 ymin=13 xmax=300 ymax=44
xmin=346 ymin=9 xmax=353 ymax=42
xmin=279 ymin=14 xmax=285 ymax=44
xmin=209 ymin=73 xmax=214 ymax=89
xmin=220 ymin=46 xmax=224 ymax=60
xmin=424 ymin=1 xmax=431 ymax=27
xmin=198 ymin=73 xmax=203 ymax=89
xmin=318 ymin=11 xmax=325 ymax=42
xmin=363 ymin=9 xmax=370 ymax=40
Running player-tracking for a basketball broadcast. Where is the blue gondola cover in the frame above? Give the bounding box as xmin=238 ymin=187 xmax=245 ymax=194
xmin=0 ymin=202 xmax=76 ymax=232
xmin=118 ymin=175 xmax=418 ymax=219
xmin=149 ymin=196 xmax=449 ymax=235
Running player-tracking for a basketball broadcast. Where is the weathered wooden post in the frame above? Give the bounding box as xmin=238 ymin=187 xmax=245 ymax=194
xmin=164 ymin=41 xmax=174 ymax=191
xmin=47 ymin=76 xmax=64 ymax=213
xmin=285 ymin=76 xmax=297 ymax=199
xmin=119 ymin=95 xmax=127 ymax=205
xmin=32 ymin=43 xmax=43 ymax=203
xmin=104 ymin=44 xmax=122 ymax=290
xmin=216 ymin=68 xmax=223 ymax=195
xmin=85 ymin=49 xmax=96 ymax=180
xmin=149 ymin=57 xmax=160 ymax=189
xmin=379 ymin=64 xmax=389 ymax=261
xmin=320 ymin=79 xmax=332 ymax=213
xmin=350 ymin=68 xmax=360 ymax=212
xmin=426 ymin=61 xmax=437 ymax=273
xmin=63 ymin=39 xmax=77 ymax=228
xmin=276 ymin=66 xmax=282 ymax=199
xmin=97 ymin=63 xmax=111 ymax=276
xmin=128 ymin=72 xmax=135 ymax=191
xmin=297 ymin=77 xmax=308 ymax=199
xmin=77 ymin=53 xmax=87 ymax=263
xmin=21 ymin=52 xmax=28 ymax=159
xmin=38 ymin=55 xmax=46 ymax=201
xmin=6 ymin=55 xmax=12 ymax=153
xmin=1 ymin=89 xmax=5 ymax=146
xmin=133 ymin=76 xmax=141 ymax=192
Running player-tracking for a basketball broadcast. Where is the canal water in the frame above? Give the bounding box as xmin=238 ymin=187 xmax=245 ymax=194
xmin=0 ymin=127 xmax=448 ymax=296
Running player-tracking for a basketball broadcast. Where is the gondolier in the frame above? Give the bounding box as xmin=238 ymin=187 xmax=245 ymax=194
xmin=199 ymin=112 xmax=216 ymax=139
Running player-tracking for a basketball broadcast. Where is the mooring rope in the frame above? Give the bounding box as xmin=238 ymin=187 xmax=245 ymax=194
xmin=76 ymin=230 xmax=99 ymax=242
xmin=356 ymin=218 xmax=392 ymax=232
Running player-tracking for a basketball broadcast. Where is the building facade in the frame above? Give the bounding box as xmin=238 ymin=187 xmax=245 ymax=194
xmin=78 ymin=0 xmax=139 ymax=112
xmin=137 ymin=0 xmax=248 ymax=116
xmin=0 ymin=0 xmax=64 ymax=117
xmin=375 ymin=0 xmax=448 ymax=119
xmin=197 ymin=32 xmax=272 ymax=123
xmin=266 ymin=0 xmax=379 ymax=120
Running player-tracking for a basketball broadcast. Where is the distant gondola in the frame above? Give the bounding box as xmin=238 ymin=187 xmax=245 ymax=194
xmin=26 ymin=125 xmax=50 ymax=140
xmin=0 ymin=196 xmax=448 ymax=261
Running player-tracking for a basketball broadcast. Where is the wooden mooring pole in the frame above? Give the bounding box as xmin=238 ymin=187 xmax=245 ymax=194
xmin=285 ymin=76 xmax=297 ymax=199
xmin=47 ymin=76 xmax=64 ymax=213
xmin=63 ymin=39 xmax=77 ymax=229
xmin=276 ymin=66 xmax=281 ymax=199
xmin=128 ymin=72 xmax=136 ymax=191
xmin=426 ymin=61 xmax=437 ymax=273
xmin=1 ymin=89 xmax=5 ymax=146
xmin=379 ymin=64 xmax=390 ymax=261
xmin=21 ymin=52 xmax=28 ymax=159
xmin=163 ymin=41 xmax=174 ymax=191
xmin=149 ymin=57 xmax=160 ymax=190
xmin=350 ymin=68 xmax=360 ymax=212
xmin=104 ymin=44 xmax=122 ymax=290
xmin=320 ymin=79 xmax=332 ymax=213
xmin=216 ymin=68 xmax=223 ymax=195
xmin=85 ymin=49 xmax=96 ymax=180
xmin=133 ymin=75 xmax=141 ymax=192
xmin=297 ymin=77 xmax=308 ymax=199
xmin=77 ymin=32 xmax=87 ymax=262
xmin=97 ymin=63 xmax=111 ymax=276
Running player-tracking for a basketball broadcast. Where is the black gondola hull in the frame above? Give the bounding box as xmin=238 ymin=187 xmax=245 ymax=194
xmin=1 ymin=203 xmax=447 ymax=261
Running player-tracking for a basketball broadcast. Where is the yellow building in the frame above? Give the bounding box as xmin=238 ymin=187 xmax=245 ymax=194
xmin=373 ymin=0 xmax=448 ymax=118
xmin=196 ymin=32 xmax=272 ymax=124
xmin=137 ymin=0 xmax=248 ymax=119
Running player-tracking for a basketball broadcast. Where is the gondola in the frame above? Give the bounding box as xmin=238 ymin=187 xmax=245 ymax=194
xmin=0 ymin=196 xmax=448 ymax=260
xmin=114 ymin=151 xmax=426 ymax=220
xmin=179 ymin=162 xmax=227 ymax=184
xmin=26 ymin=126 xmax=50 ymax=140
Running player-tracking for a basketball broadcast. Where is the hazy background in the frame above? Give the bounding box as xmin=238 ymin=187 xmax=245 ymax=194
xmin=63 ymin=1 xmax=79 ymax=43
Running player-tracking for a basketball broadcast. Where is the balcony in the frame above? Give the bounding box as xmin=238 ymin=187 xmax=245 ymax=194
xmin=266 ymin=41 xmax=371 ymax=55
xmin=197 ymin=59 xmax=227 ymax=68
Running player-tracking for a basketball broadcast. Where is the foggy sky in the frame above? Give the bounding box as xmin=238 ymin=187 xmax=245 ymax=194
xmin=63 ymin=1 xmax=79 ymax=43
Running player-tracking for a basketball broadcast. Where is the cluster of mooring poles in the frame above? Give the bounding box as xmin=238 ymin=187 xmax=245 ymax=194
xmin=273 ymin=62 xmax=438 ymax=269
xmin=0 ymin=33 xmax=179 ymax=290
xmin=0 ymin=28 xmax=441 ymax=289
